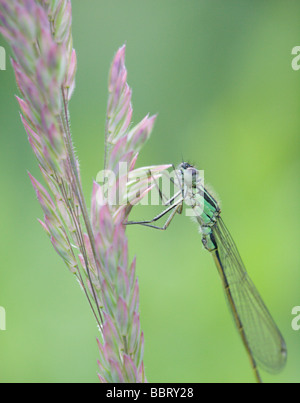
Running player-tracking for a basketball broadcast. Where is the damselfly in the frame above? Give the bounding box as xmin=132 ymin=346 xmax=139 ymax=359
xmin=126 ymin=162 xmax=287 ymax=383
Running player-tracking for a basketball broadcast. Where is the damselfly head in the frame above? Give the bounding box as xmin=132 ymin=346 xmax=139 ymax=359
xmin=178 ymin=162 xmax=199 ymax=188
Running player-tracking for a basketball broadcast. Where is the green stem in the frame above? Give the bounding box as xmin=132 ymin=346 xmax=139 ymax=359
xmin=60 ymin=86 xmax=104 ymax=326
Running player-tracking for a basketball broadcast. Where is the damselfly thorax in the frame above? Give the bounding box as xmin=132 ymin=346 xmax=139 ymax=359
xmin=177 ymin=162 xmax=220 ymax=252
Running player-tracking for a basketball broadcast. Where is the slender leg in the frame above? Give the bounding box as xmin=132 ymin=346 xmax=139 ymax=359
xmin=171 ymin=163 xmax=185 ymax=198
xmin=156 ymin=164 xmax=178 ymax=187
xmin=147 ymin=169 xmax=167 ymax=205
xmin=148 ymin=168 xmax=181 ymax=206
xmin=125 ymin=165 xmax=183 ymax=231
xmin=126 ymin=201 xmax=183 ymax=230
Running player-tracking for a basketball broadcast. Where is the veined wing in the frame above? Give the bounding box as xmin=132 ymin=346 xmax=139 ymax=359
xmin=212 ymin=217 xmax=287 ymax=373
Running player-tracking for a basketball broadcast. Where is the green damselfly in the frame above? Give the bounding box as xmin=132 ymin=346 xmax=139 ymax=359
xmin=126 ymin=162 xmax=287 ymax=382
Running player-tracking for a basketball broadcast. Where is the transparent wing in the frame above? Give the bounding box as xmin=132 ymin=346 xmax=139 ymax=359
xmin=212 ymin=217 xmax=287 ymax=373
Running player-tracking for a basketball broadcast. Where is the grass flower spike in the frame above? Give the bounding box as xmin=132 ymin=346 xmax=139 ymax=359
xmin=0 ymin=0 xmax=169 ymax=382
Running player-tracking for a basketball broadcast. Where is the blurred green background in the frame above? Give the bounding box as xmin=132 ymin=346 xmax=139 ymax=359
xmin=0 ymin=0 xmax=300 ymax=383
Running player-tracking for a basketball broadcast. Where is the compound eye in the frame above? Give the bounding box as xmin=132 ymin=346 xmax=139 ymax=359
xmin=181 ymin=162 xmax=191 ymax=170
